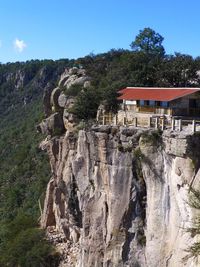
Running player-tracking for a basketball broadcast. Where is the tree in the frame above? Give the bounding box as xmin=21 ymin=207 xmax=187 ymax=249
xmin=158 ymin=53 xmax=198 ymax=87
xmin=71 ymin=87 xmax=101 ymax=120
xmin=130 ymin=27 xmax=165 ymax=57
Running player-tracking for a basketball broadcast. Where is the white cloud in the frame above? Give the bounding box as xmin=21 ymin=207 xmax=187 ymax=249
xmin=14 ymin=38 xmax=27 ymax=52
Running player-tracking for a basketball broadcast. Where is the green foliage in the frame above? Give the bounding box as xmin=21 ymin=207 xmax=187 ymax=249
xmin=70 ymin=86 xmax=101 ymax=120
xmin=189 ymin=188 xmax=200 ymax=209
xmin=0 ymin=213 xmax=59 ymax=267
xmin=64 ymin=84 xmax=83 ymax=97
xmin=133 ymin=147 xmax=145 ymax=181
xmin=0 ymin=59 xmax=75 ymax=266
xmin=0 ymin=98 xmax=60 ymax=266
xmin=130 ymin=27 xmax=165 ymax=57
xmin=101 ymin=85 xmax=119 ymax=113
xmin=159 ymin=53 xmax=198 ymax=87
xmin=133 ymin=147 xmax=145 ymax=160
xmin=140 ymin=130 xmax=163 ymax=146
xmin=184 ymin=188 xmax=200 ymax=261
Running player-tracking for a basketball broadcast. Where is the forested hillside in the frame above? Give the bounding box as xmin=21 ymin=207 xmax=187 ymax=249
xmin=0 ymin=28 xmax=200 ymax=266
xmin=0 ymin=59 xmax=73 ymax=266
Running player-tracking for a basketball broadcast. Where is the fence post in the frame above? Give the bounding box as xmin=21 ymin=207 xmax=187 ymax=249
xmin=123 ymin=116 xmax=126 ymax=126
xmin=171 ymin=118 xmax=175 ymax=131
xmin=178 ymin=119 xmax=182 ymax=131
xmin=135 ymin=117 xmax=137 ymax=127
xmin=155 ymin=117 xmax=159 ymax=129
xmin=148 ymin=117 xmax=151 ymax=128
xmin=102 ymin=115 xmax=105 ymax=125
xmin=192 ymin=120 xmax=196 ymax=133
xmin=161 ymin=117 xmax=165 ymax=131
xmin=109 ymin=113 xmax=112 ymax=124
xmin=114 ymin=114 xmax=118 ymax=126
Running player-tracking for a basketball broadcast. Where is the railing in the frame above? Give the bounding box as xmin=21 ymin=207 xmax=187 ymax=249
xmin=98 ymin=113 xmax=200 ymax=133
xmin=123 ymin=117 xmax=200 ymax=133
xmin=137 ymin=106 xmax=172 ymax=115
xmin=138 ymin=106 xmax=156 ymax=113
xmin=122 ymin=105 xmax=200 ymax=117
xmin=98 ymin=113 xmax=115 ymax=125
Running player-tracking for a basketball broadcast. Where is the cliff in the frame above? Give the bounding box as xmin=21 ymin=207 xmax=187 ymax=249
xmin=1 ymin=53 xmax=200 ymax=266
xmin=40 ymin=123 xmax=200 ymax=267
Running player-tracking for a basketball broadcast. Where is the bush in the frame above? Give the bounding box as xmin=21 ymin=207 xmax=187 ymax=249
xmin=64 ymin=84 xmax=83 ymax=97
xmin=140 ymin=129 xmax=162 ymax=146
xmin=70 ymin=86 xmax=101 ymax=120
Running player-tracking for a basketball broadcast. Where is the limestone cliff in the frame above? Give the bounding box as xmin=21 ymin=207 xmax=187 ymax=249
xmin=40 ymin=123 xmax=200 ymax=267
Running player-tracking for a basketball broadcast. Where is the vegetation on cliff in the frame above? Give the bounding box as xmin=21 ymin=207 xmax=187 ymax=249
xmin=0 ymin=59 xmax=71 ymax=266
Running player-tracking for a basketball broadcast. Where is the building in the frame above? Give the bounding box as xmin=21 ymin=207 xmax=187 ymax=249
xmin=118 ymin=87 xmax=200 ymax=117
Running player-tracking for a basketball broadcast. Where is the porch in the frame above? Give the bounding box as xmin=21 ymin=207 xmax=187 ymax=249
xmin=124 ymin=104 xmax=200 ymax=117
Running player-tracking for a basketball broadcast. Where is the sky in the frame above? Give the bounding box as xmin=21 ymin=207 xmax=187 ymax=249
xmin=0 ymin=0 xmax=200 ymax=63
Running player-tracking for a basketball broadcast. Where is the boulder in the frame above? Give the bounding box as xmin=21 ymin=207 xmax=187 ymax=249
xmin=50 ymin=87 xmax=61 ymax=111
xmin=64 ymin=75 xmax=91 ymax=89
xmin=58 ymin=69 xmax=70 ymax=87
xmin=83 ymin=80 xmax=91 ymax=88
xmin=69 ymin=67 xmax=78 ymax=75
xmin=63 ymin=109 xmax=77 ymax=130
xmin=65 ymin=97 xmax=75 ymax=109
xmin=58 ymin=93 xmax=68 ymax=108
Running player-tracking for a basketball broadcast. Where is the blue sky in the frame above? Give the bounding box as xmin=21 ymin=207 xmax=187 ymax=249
xmin=0 ymin=0 xmax=200 ymax=63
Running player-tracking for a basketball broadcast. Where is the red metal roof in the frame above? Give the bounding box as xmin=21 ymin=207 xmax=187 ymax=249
xmin=118 ymin=87 xmax=200 ymax=101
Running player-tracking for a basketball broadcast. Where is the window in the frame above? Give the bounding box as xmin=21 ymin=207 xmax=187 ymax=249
xmin=149 ymin=100 xmax=155 ymax=106
xmin=140 ymin=100 xmax=145 ymax=106
xmin=161 ymin=101 xmax=169 ymax=107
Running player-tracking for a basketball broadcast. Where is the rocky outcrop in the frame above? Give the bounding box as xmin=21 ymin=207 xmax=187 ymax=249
xmin=37 ymin=112 xmax=64 ymax=135
xmin=40 ymin=66 xmax=92 ymax=136
xmin=40 ymin=125 xmax=200 ymax=267
xmin=59 ymin=67 xmax=91 ymax=89
xmin=51 ymin=87 xmax=62 ymax=112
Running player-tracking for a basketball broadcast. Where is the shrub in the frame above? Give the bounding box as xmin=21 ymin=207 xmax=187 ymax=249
xmin=70 ymin=86 xmax=101 ymax=120
xmin=140 ymin=129 xmax=162 ymax=146
xmin=64 ymin=84 xmax=83 ymax=97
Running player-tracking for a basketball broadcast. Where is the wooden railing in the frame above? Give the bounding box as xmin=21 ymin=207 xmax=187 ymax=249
xmin=98 ymin=113 xmax=200 ymax=133
xmin=123 ymin=117 xmax=200 ymax=133
xmin=138 ymin=106 xmax=156 ymax=113
xmin=123 ymin=105 xmax=200 ymax=116
xmin=137 ymin=106 xmax=172 ymax=115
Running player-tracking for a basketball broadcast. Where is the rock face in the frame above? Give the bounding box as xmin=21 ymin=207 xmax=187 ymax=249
xmin=39 ymin=66 xmax=92 ymax=136
xmin=59 ymin=67 xmax=91 ymax=89
xmin=40 ymin=126 xmax=200 ymax=267
xmin=37 ymin=112 xmax=64 ymax=135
